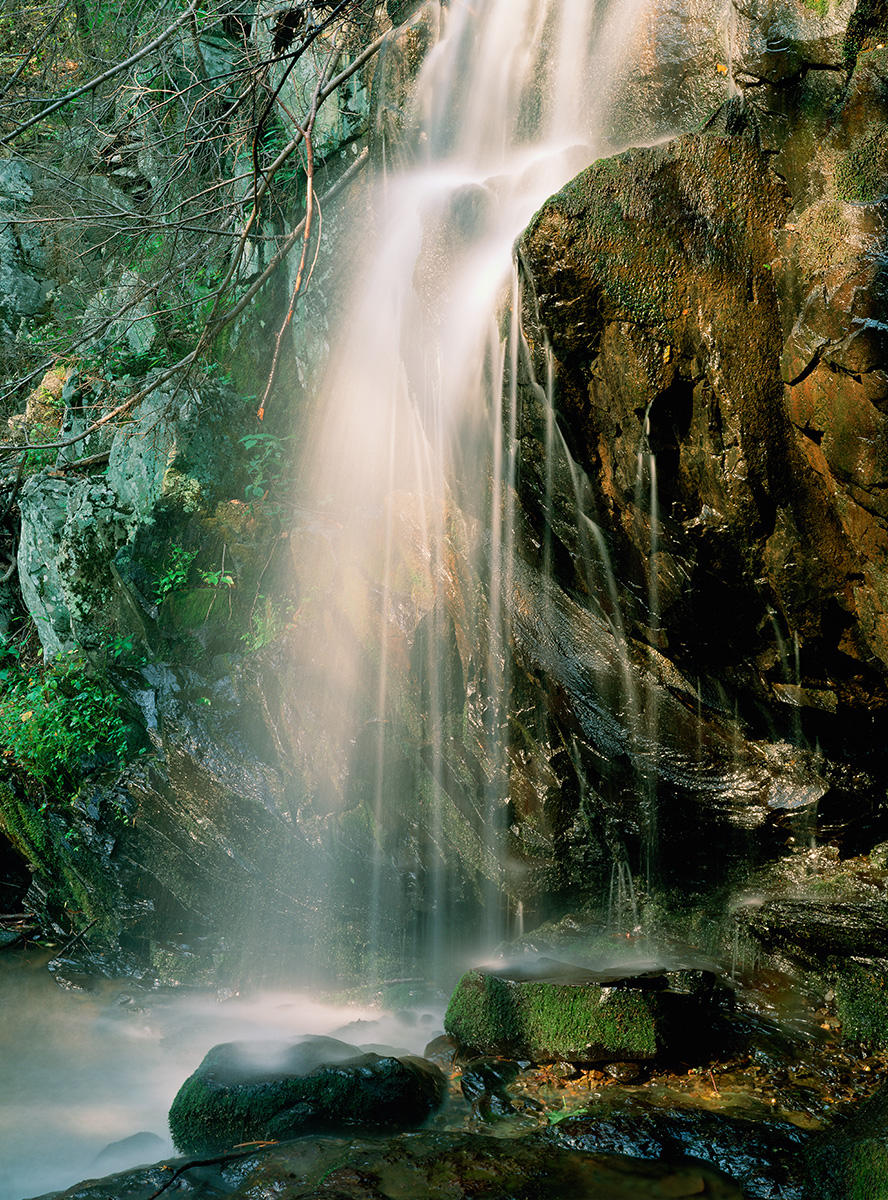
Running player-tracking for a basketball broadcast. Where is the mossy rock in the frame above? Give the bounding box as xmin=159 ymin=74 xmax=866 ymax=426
xmin=835 ymin=959 xmax=888 ymax=1046
xmin=168 ymin=1035 xmax=446 ymax=1155
xmin=845 ymin=0 xmax=888 ymax=66
xmin=834 ymin=120 xmax=888 ymax=202
xmin=444 ymin=968 xmax=714 ymax=1063
xmin=805 ymin=1080 xmax=888 ymax=1198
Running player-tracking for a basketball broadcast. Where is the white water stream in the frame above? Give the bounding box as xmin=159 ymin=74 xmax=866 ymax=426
xmin=291 ymin=0 xmax=730 ymax=970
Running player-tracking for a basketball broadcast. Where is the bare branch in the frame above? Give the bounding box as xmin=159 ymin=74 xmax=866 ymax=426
xmin=1 ymin=0 xmax=200 ymax=146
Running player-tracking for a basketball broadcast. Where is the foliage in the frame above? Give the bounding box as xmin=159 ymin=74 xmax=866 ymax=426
xmin=154 ymin=544 xmax=198 ymax=603
xmin=240 ymin=430 xmax=295 ymax=502
xmin=0 ymin=639 xmax=143 ymax=785
xmin=241 ymin=593 xmax=291 ymax=651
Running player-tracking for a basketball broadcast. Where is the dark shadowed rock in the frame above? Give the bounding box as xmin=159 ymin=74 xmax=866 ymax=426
xmin=168 ymin=1035 xmax=446 ymax=1154
xmin=549 ymin=1104 xmax=809 ymax=1200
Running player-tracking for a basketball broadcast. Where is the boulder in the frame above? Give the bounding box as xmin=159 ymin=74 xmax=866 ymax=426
xmin=550 ymin=1104 xmax=809 ymax=1200
xmin=804 ymin=1080 xmax=888 ymax=1199
xmin=167 ymin=1035 xmax=447 ymax=1154
xmin=444 ymin=964 xmax=730 ymax=1064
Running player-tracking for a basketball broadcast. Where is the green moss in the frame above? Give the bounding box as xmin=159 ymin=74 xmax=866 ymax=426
xmin=168 ymin=1040 xmax=446 ymax=1155
xmin=162 ymin=586 xmax=218 ymax=631
xmin=443 ymin=970 xmax=660 ymax=1062
xmin=797 ymin=200 xmax=853 ymax=274
xmin=835 ymin=125 xmax=888 ymax=203
xmin=844 ymin=0 xmax=888 ymax=68
xmin=835 ymin=961 xmax=888 ymax=1046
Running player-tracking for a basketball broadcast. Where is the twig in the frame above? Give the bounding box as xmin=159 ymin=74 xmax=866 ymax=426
xmin=47 ymin=915 xmax=99 ymax=963
xmin=53 ymin=449 xmax=111 ymax=473
xmin=144 ymin=1148 xmax=267 ymax=1200
xmin=708 ymin=1068 xmax=721 ymax=1097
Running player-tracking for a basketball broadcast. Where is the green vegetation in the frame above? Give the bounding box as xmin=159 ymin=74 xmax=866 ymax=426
xmin=835 ymin=125 xmax=888 ymax=203
xmin=153 ymin=545 xmax=199 ymax=604
xmin=834 ymin=961 xmax=888 ymax=1047
xmin=444 ymin=970 xmax=661 ymax=1061
xmin=0 ymin=638 xmax=142 ymax=786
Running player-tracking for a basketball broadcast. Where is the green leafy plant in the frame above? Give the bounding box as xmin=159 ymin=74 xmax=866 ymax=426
xmin=239 ymin=430 xmax=294 ymax=502
xmin=154 ymin=545 xmax=198 ymax=603
xmin=0 ymin=644 xmax=143 ymax=785
xmin=199 ymin=567 xmax=235 ymax=589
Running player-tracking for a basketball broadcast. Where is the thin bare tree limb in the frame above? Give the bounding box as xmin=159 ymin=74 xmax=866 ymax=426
xmin=1 ymin=0 xmax=200 ymax=145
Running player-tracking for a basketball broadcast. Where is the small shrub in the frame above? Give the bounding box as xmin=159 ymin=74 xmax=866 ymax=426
xmin=154 ymin=544 xmax=198 ymax=603
xmin=0 ymin=643 xmax=142 ymax=785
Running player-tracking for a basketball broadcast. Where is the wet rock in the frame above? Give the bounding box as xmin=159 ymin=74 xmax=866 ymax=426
xmin=604 ymin=1061 xmax=646 ymax=1083
xmin=167 ymin=1035 xmax=447 ymax=1154
xmin=731 ymin=0 xmax=857 ymax=82
xmin=444 ymin=965 xmax=728 ymax=1064
xmin=549 ymin=1103 xmax=809 ymax=1200
xmin=741 ymin=898 xmax=888 ymax=965
xmin=740 ymin=898 xmax=888 ymax=1046
xmin=459 ymin=1057 xmax=520 ymax=1102
xmin=37 ymin=1130 xmax=746 ymax=1200
xmin=422 ymin=1033 xmax=457 ymax=1068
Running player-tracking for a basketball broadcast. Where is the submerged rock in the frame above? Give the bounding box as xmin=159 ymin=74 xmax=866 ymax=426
xmin=444 ymin=964 xmax=729 ymax=1064
xmin=168 ymin=1035 xmax=446 ymax=1155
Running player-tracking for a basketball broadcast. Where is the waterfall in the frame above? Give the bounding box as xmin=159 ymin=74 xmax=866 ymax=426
xmin=287 ymin=0 xmax=731 ymax=981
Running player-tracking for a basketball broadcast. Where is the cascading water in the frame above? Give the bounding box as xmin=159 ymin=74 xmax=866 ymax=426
xmin=288 ymin=0 xmax=733 ymax=977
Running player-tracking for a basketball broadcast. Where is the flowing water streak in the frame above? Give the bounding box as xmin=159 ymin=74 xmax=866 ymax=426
xmin=295 ymin=0 xmax=663 ymax=974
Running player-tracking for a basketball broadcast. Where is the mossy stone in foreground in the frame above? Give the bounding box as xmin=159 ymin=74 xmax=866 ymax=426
xmin=168 ymin=1035 xmax=446 ymax=1155
xmin=804 ymin=1081 xmax=888 ymax=1199
xmin=445 ymin=969 xmax=669 ymax=1062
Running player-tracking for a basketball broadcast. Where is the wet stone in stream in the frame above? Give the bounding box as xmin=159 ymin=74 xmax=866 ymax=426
xmin=38 ymin=1131 xmax=746 ymax=1199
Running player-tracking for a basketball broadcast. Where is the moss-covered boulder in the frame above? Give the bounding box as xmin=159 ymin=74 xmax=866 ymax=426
xmin=444 ymin=966 xmax=726 ymax=1064
xmin=168 ymin=1035 xmax=446 ymax=1155
xmin=804 ymin=1079 xmax=888 ymax=1198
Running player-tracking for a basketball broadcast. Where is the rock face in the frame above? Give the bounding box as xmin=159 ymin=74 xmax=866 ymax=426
xmin=0 ymin=159 xmax=49 ymax=349
xmin=167 ymin=1035 xmax=446 ymax=1154
xmin=444 ymin=965 xmax=729 ymax=1064
xmin=514 ymin=35 xmax=888 ymax=843
xmin=17 ymin=372 xmax=247 ymax=657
